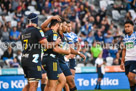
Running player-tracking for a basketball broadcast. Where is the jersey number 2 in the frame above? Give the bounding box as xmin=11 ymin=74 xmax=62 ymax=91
xmin=32 ymin=54 xmax=39 ymax=63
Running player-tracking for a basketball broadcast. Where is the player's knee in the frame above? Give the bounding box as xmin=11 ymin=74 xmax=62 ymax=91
xmin=128 ymin=74 xmax=135 ymax=83
xmin=29 ymin=82 xmax=38 ymax=89
xmin=60 ymin=77 xmax=66 ymax=85
xmin=128 ymin=77 xmax=135 ymax=83
xmin=48 ymin=80 xmax=57 ymax=88
xmin=67 ymin=76 xmax=75 ymax=88
xmin=41 ymin=76 xmax=47 ymax=84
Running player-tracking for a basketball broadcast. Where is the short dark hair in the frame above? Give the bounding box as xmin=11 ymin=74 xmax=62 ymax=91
xmin=61 ymin=17 xmax=66 ymax=23
xmin=124 ymin=20 xmax=134 ymax=26
xmin=49 ymin=19 xmax=60 ymax=28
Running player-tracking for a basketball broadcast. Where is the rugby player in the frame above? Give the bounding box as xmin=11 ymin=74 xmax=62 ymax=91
xmin=63 ymin=20 xmax=81 ymax=91
xmin=41 ymin=19 xmax=71 ymax=91
xmin=120 ymin=20 xmax=136 ymax=91
xmin=57 ymin=18 xmax=86 ymax=91
xmin=40 ymin=15 xmax=62 ymax=91
xmin=41 ymin=16 xmax=86 ymax=91
xmin=21 ymin=13 xmax=61 ymax=91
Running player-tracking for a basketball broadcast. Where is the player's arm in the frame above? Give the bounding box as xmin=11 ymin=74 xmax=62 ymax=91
xmin=121 ymin=48 xmax=126 ymax=64
xmin=70 ymin=48 xmax=86 ymax=61
xmin=39 ymin=30 xmax=61 ymax=49
xmin=41 ymin=15 xmax=61 ymax=32
xmin=120 ymin=46 xmax=126 ymax=70
xmin=53 ymin=45 xmax=71 ymax=55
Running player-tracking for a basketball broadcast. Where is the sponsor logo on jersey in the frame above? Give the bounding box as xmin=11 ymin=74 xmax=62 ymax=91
xmin=40 ymin=30 xmax=44 ymax=37
xmin=53 ymin=34 xmax=57 ymax=41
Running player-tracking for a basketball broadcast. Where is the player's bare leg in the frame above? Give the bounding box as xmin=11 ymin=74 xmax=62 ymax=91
xmin=70 ymin=69 xmax=75 ymax=77
xmin=56 ymin=73 xmax=66 ymax=91
xmin=22 ymin=79 xmax=39 ymax=91
xmin=41 ymin=73 xmax=48 ymax=91
xmin=127 ymin=72 xmax=136 ymax=91
xmin=44 ymin=80 xmax=57 ymax=91
xmin=28 ymin=82 xmax=39 ymax=91
xmin=64 ymin=83 xmax=70 ymax=91
xmin=66 ymin=75 xmax=77 ymax=91
xmin=63 ymin=69 xmax=75 ymax=91
xmin=22 ymin=84 xmax=29 ymax=91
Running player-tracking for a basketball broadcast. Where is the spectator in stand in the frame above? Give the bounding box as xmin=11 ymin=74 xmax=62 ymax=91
xmin=1 ymin=45 xmax=14 ymax=67
xmin=113 ymin=0 xmax=125 ymax=12
xmin=17 ymin=21 xmax=25 ymax=33
xmin=97 ymin=8 xmax=106 ymax=21
xmin=80 ymin=47 xmax=91 ymax=65
xmin=78 ymin=4 xmax=87 ymax=25
xmin=80 ymin=22 xmax=92 ymax=37
xmin=10 ymin=58 xmax=20 ymax=68
xmin=125 ymin=11 xmax=133 ymax=21
xmin=42 ymin=1 xmax=52 ymax=16
xmin=91 ymin=41 xmax=103 ymax=65
xmin=5 ymin=21 xmax=12 ymax=32
xmin=14 ymin=50 xmax=22 ymax=65
xmin=89 ymin=5 xmax=97 ymax=17
xmin=51 ymin=1 xmax=61 ymax=15
xmin=86 ymin=31 xmax=95 ymax=46
xmin=9 ymin=26 xmax=20 ymax=42
xmin=88 ymin=16 xmax=95 ymax=26
xmin=1 ymin=0 xmax=10 ymax=13
xmin=11 ymin=0 xmax=19 ymax=11
xmin=94 ymin=15 xmax=101 ymax=28
xmin=0 ymin=3 xmax=7 ymax=14
xmin=109 ymin=45 xmax=118 ymax=61
xmin=1 ymin=26 xmax=10 ymax=42
xmin=13 ymin=6 xmax=24 ymax=22
xmin=104 ymin=30 xmax=114 ymax=43
xmin=8 ymin=3 xmax=14 ymax=13
xmin=102 ymin=44 xmax=109 ymax=62
xmin=126 ymin=0 xmax=136 ymax=11
xmin=95 ymin=31 xmax=104 ymax=42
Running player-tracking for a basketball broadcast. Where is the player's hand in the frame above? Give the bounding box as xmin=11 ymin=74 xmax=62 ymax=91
xmin=55 ymin=37 xmax=61 ymax=46
xmin=79 ymin=52 xmax=86 ymax=61
xmin=52 ymin=15 xmax=61 ymax=21
xmin=120 ymin=62 xmax=125 ymax=70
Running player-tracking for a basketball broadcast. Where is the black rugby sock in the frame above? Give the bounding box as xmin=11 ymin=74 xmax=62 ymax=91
xmin=70 ymin=86 xmax=77 ymax=91
xmin=98 ymin=82 xmax=101 ymax=89
xmin=130 ymin=86 xmax=135 ymax=91
xmin=63 ymin=87 xmax=66 ymax=91
xmin=41 ymin=84 xmax=46 ymax=91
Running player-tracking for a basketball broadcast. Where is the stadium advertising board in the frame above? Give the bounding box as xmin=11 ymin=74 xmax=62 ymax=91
xmin=0 ymin=73 xmax=129 ymax=91
xmin=0 ymin=66 xmax=124 ymax=75
xmin=0 ymin=75 xmax=41 ymax=91
xmin=75 ymin=72 xmax=129 ymax=90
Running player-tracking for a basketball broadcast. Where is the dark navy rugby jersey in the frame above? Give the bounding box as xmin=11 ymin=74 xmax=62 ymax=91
xmin=21 ymin=26 xmax=45 ymax=55
xmin=43 ymin=29 xmax=59 ymax=55
xmin=58 ymin=32 xmax=69 ymax=62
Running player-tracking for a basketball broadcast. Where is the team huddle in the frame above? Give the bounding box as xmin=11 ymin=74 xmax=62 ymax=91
xmin=21 ymin=13 xmax=86 ymax=91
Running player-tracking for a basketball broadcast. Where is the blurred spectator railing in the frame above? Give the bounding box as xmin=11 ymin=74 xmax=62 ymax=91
xmin=0 ymin=65 xmax=124 ymax=75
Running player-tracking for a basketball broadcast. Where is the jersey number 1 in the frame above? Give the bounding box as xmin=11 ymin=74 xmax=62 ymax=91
xmin=32 ymin=54 xmax=39 ymax=63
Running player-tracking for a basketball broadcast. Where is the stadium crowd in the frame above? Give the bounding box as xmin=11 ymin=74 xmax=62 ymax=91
xmin=0 ymin=0 xmax=136 ymax=68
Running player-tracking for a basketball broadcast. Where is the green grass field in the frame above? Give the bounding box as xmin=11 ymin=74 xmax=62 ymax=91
xmin=78 ymin=89 xmax=130 ymax=91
